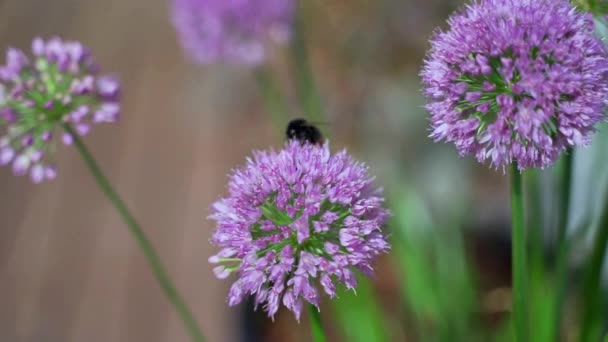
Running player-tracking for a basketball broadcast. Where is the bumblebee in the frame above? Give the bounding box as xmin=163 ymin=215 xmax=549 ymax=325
xmin=285 ymin=118 xmax=324 ymax=145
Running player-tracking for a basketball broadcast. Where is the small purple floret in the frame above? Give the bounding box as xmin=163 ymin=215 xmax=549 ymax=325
xmin=209 ymin=141 xmax=390 ymax=320
xmin=421 ymin=0 xmax=608 ymax=170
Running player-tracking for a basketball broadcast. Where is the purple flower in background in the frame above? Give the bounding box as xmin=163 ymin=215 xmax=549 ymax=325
xmin=171 ymin=0 xmax=295 ymax=65
xmin=209 ymin=141 xmax=390 ymax=320
xmin=421 ymin=0 xmax=608 ymax=170
xmin=0 ymin=37 xmax=120 ymax=183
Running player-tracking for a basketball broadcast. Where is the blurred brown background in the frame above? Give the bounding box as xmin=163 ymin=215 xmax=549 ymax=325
xmin=0 ymin=0 xmax=264 ymax=340
xmin=0 ymin=0 xmax=516 ymax=341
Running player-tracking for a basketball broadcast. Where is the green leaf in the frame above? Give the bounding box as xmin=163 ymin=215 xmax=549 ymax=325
xmin=332 ymin=278 xmax=390 ymax=342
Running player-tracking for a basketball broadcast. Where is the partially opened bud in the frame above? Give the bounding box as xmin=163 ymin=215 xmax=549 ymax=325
xmin=171 ymin=0 xmax=295 ymax=65
xmin=0 ymin=37 xmax=120 ymax=182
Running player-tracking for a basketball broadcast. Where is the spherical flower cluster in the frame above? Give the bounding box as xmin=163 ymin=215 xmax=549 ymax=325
xmin=209 ymin=141 xmax=390 ymax=320
xmin=421 ymin=0 xmax=608 ymax=170
xmin=171 ymin=0 xmax=295 ymax=65
xmin=0 ymin=37 xmax=120 ymax=183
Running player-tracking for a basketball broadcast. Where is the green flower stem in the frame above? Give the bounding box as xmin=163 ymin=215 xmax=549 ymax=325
xmin=254 ymin=66 xmax=289 ymax=136
xmin=526 ymin=170 xmax=543 ymax=268
xmin=556 ymin=151 xmax=573 ymax=249
xmin=526 ymin=170 xmax=554 ymax=342
xmin=290 ymin=1 xmax=325 ymax=124
xmin=580 ymin=186 xmax=608 ymax=342
xmin=308 ymin=304 xmax=327 ymax=342
xmin=551 ymin=150 xmax=573 ymax=340
xmin=511 ymin=165 xmax=528 ymax=341
xmin=63 ymin=124 xmax=206 ymax=342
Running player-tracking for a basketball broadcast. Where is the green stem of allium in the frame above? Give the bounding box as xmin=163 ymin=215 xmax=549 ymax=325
xmin=63 ymin=124 xmax=206 ymax=342
xmin=511 ymin=164 xmax=528 ymax=341
xmin=290 ymin=1 xmax=325 ymax=124
xmin=254 ymin=66 xmax=289 ymax=136
xmin=580 ymin=187 xmax=608 ymax=342
xmin=556 ymin=151 xmax=573 ymax=253
xmin=526 ymin=169 xmax=559 ymax=342
xmin=308 ymin=304 xmax=327 ymax=342
xmin=526 ymin=170 xmax=543 ymax=267
xmin=551 ymin=150 xmax=573 ymax=341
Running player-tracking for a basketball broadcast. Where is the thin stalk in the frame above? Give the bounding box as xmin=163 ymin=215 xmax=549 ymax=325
xmin=308 ymin=304 xmax=327 ymax=342
xmin=556 ymin=151 xmax=573 ymax=252
xmin=511 ymin=165 xmax=528 ymax=341
xmin=254 ymin=66 xmax=289 ymax=136
xmin=527 ymin=170 xmax=553 ymax=342
xmin=290 ymin=1 xmax=325 ymax=123
xmin=551 ymin=150 xmax=573 ymax=341
xmin=526 ymin=169 xmax=544 ymax=271
xmin=579 ymin=188 xmax=608 ymax=342
xmin=63 ymin=124 xmax=206 ymax=342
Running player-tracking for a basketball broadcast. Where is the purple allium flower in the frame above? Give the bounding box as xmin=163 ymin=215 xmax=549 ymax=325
xmin=421 ymin=0 xmax=608 ymax=170
xmin=209 ymin=141 xmax=390 ymax=320
xmin=171 ymin=0 xmax=295 ymax=65
xmin=0 ymin=37 xmax=120 ymax=183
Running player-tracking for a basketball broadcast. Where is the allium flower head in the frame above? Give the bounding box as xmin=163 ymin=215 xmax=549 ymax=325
xmin=209 ymin=141 xmax=390 ymax=320
xmin=0 ymin=37 xmax=120 ymax=183
xmin=171 ymin=0 xmax=295 ymax=65
xmin=422 ymin=0 xmax=608 ymax=170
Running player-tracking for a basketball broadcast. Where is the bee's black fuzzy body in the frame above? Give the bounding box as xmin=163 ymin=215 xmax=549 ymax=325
xmin=286 ymin=118 xmax=324 ymax=145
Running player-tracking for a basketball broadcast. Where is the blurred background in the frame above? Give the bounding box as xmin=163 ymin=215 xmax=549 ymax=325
xmin=2 ymin=0 xmax=608 ymax=341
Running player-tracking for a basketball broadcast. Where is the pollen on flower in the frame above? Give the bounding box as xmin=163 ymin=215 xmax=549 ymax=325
xmin=171 ymin=0 xmax=295 ymax=65
xmin=0 ymin=37 xmax=120 ymax=183
xmin=421 ymin=0 xmax=608 ymax=170
xmin=208 ymin=141 xmax=390 ymax=321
